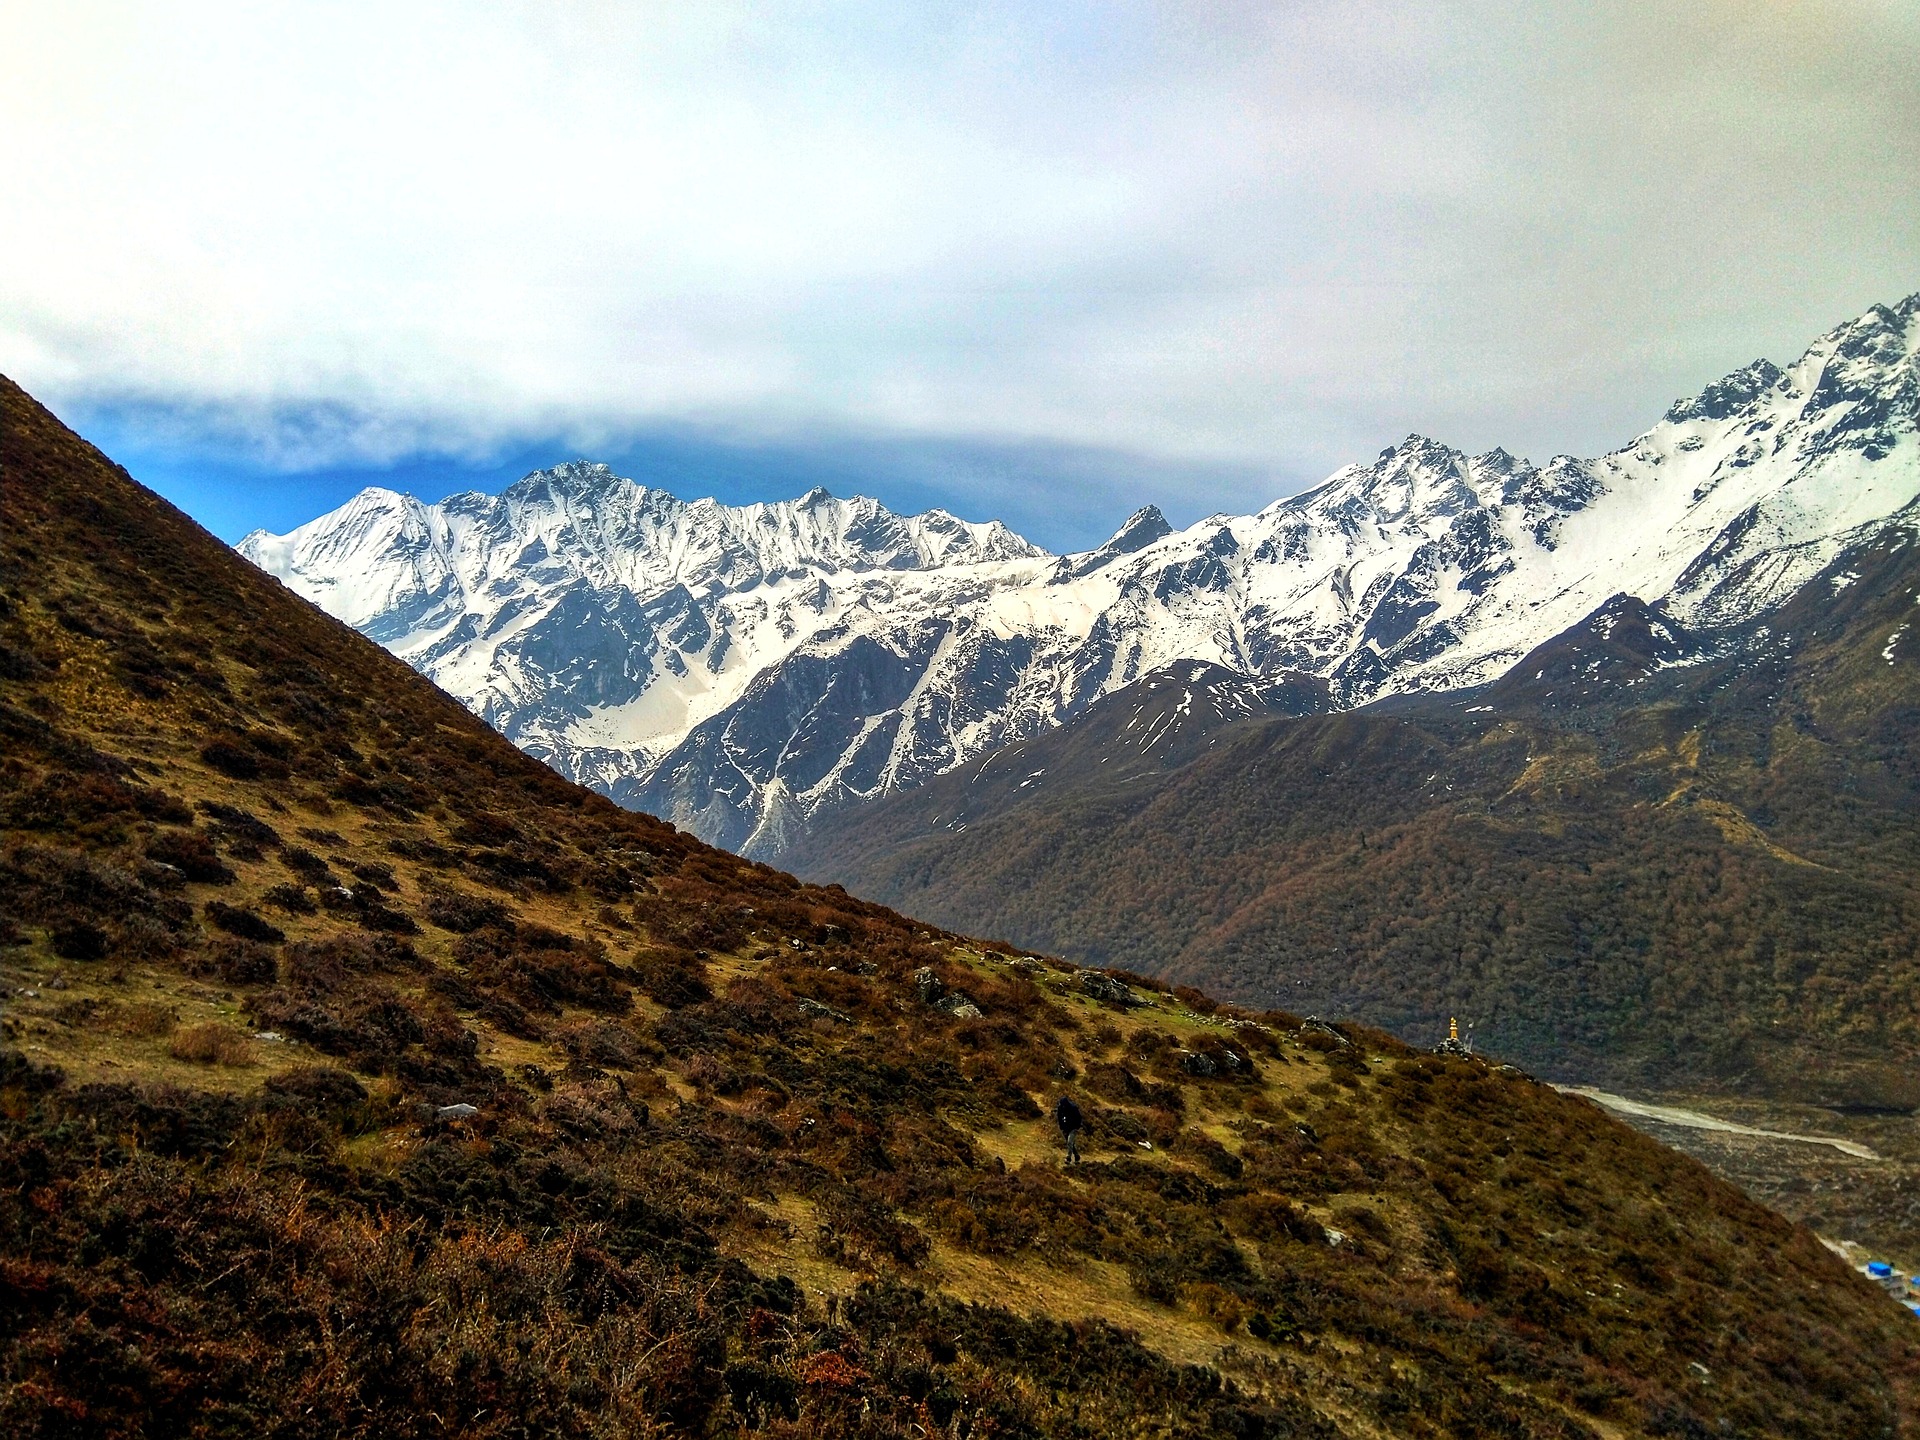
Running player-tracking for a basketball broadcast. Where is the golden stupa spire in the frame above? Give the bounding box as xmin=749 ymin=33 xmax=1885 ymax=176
xmin=1449 ymin=1016 xmax=1459 ymax=1042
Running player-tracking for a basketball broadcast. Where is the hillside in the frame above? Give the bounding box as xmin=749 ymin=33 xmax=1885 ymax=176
xmin=4 ymin=373 xmax=1919 ymax=1437
xmin=241 ymin=296 xmax=1920 ymax=857
xmin=792 ymin=515 xmax=1920 ymax=1107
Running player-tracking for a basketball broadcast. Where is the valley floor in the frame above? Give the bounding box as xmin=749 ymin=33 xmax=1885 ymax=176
xmin=1572 ymin=1085 xmax=1920 ymax=1288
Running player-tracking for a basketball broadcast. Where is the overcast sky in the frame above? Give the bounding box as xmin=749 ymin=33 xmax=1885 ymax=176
xmin=2 ymin=2 xmax=1916 ymax=550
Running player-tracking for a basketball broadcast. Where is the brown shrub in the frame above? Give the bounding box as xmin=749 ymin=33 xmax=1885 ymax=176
xmin=424 ymin=888 xmax=512 ymax=933
xmin=637 ymin=940 xmax=714 ymax=1006
xmin=204 ymin=900 xmax=285 ymax=944
xmin=146 ymin=829 xmax=234 ymax=884
xmin=262 ymin=882 xmax=316 ymax=914
xmin=169 ymin=1022 xmax=252 ymax=1066
xmin=209 ymin=938 xmax=279 ymax=986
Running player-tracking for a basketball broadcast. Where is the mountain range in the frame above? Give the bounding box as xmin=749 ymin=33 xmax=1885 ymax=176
xmin=240 ymin=294 xmax=1920 ymax=857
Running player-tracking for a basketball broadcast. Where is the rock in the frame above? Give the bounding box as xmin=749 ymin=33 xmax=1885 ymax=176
xmin=797 ymin=997 xmax=854 ymax=1024
xmin=1079 ymin=972 xmax=1143 ymax=1008
xmin=436 ymin=1103 xmax=480 ymax=1121
xmin=1302 ymin=1016 xmax=1350 ymax=1045
xmin=913 ymin=967 xmax=985 ymax=1017
xmin=1181 ymin=1051 xmax=1219 ymax=1078
xmin=931 ymin=992 xmax=982 ymax=1020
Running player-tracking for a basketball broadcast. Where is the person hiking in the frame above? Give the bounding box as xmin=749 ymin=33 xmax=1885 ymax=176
xmin=1054 ymin=1094 xmax=1083 ymax=1164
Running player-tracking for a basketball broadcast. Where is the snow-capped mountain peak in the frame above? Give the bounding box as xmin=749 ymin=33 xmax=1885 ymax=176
xmin=241 ymin=295 xmax=1920 ymax=857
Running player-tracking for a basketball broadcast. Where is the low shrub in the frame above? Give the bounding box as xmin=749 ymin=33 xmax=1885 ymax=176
xmin=146 ymin=829 xmax=234 ymax=884
xmin=205 ymin=900 xmax=285 ymax=944
xmin=169 ymin=1022 xmax=252 ymax=1066
xmin=50 ymin=920 xmax=107 ymax=960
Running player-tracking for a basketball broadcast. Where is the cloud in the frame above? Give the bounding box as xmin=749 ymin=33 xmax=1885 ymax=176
xmin=2 ymin=0 xmax=1915 ymax=531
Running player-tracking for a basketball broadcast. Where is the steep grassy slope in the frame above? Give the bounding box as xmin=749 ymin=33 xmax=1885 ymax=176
xmin=794 ymin=520 xmax=1920 ymax=1107
xmin=3 ymin=373 xmax=1918 ymax=1438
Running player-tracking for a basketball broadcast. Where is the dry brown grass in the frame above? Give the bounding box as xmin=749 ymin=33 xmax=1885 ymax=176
xmin=168 ymin=1022 xmax=252 ymax=1066
xmin=113 ymin=1001 xmax=177 ymax=1037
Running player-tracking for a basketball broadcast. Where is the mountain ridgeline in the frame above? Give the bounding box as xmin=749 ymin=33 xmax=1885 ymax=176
xmin=242 ymin=295 xmax=1920 ymax=858
xmin=6 ymin=376 xmax=1920 ymax=1436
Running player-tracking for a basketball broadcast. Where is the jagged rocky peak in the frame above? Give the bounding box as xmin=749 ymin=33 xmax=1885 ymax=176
xmin=1472 ymin=445 xmax=1521 ymax=475
xmin=1106 ymin=505 xmax=1174 ymax=553
xmin=1664 ymin=359 xmax=1784 ymax=425
xmin=507 ymin=458 xmax=627 ymax=498
xmin=1050 ymin=503 xmax=1176 ymax=581
xmin=1662 ymin=293 xmax=1919 ymax=433
xmin=1301 ymin=433 xmax=1487 ymax=523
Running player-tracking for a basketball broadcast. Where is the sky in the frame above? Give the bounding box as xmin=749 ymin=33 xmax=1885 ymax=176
xmin=2 ymin=2 xmax=1916 ymax=553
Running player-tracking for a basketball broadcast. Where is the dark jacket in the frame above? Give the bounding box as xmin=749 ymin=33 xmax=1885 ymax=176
xmin=1054 ymin=1096 xmax=1083 ymax=1135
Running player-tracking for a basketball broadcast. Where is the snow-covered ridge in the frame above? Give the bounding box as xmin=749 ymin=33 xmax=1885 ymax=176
xmin=241 ymin=464 xmax=1040 ymax=632
xmin=240 ymin=295 xmax=1920 ymax=856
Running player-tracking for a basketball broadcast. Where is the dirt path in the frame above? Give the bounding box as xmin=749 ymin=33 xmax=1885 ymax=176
xmin=1559 ymin=1087 xmax=1883 ymax=1160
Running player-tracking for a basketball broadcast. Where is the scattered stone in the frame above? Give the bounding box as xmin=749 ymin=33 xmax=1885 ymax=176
xmin=910 ymin=968 xmax=984 ymax=1018
xmin=253 ymin=1031 xmax=285 ymax=1043
xmin=1181 ymin=1051 xmax=1219 ymax=1078
xmin=436 ymin=1103 xmax=479 ymax=1121
xmin=797 ymin=997 xmax=854 ymax=1025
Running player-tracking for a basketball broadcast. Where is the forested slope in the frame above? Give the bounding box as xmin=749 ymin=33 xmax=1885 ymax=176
xmin=795 ymin=521 xmax=1920 ymax=1105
